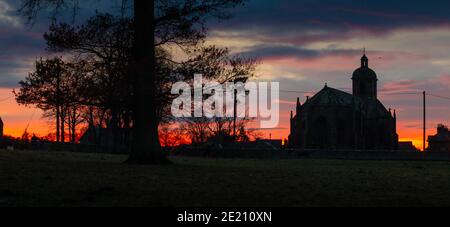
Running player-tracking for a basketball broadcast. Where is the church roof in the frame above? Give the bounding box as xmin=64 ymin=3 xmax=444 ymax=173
xmin=361 ymin=99 xmax=391 ymax=119
xmin=301 ymin=86 xmax=391 ymax=118
xmin=304 ymin=86 xmax=361 ymax=108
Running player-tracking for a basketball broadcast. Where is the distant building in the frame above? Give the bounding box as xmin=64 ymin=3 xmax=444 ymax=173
xmin=256 ymin=139 xmax=283 ymax=149
xmin=79 ymin=125 xmax=131 ymax=150
xmin=398 ymin=141 xmax=418 ymax=152
xmin=428 ymin=124 xmax=450 ymax=153
xmin=289 ymin=54 xmax=398 ymax=150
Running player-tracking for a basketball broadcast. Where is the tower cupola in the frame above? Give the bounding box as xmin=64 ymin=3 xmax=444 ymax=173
xmin=352 ymin=52 xmax=378 ymax=99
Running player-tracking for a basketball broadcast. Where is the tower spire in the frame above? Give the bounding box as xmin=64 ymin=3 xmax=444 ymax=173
xmin=361 ymin=49 xmax=368 ymax=68
xmin=296 ymin=97 xmax=301 ymax=114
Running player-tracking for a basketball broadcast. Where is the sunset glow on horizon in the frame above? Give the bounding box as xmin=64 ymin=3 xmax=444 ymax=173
xmin=0 ymin=0 xmax=448 ymax=151
xmin=0 ymin=82 xmax=436 ymax=150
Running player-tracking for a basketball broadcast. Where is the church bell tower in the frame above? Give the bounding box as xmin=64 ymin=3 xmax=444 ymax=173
xmin=352 ymin=53 xmax=378 ymax=99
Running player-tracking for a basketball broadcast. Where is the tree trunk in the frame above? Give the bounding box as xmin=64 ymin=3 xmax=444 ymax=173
xmin=71 ymin=109 xmax=76 ymax=142
xmin=56 ymin=63 xmax=61 ymax=143
xmin=110 ymin=108 xmax=119 ymax=153
xmin=68 ymin=115 xmax=72 ymax=142
xmin=126 ymin=0 xmax=169 ymax=164
xmin=56 ymin=106 xmax=60 ymax=143
xmin=60 ymin=109 xmax=65 ymax=143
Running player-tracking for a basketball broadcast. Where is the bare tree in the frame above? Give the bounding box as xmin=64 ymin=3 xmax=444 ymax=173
xmin=159 ymin=125 xmax=188 ymax=147
xmin=15 ymin=57 xmax=65 ymax=142
xmin=15 ymin=57 xmax=89 ymax=143
xmin=19 ymin=0 xmax=246 ymax=164
xmin=175 ymin=46 xmax=258 ymax=145
xmin=45 ymin=14 xmax=135 ymax=147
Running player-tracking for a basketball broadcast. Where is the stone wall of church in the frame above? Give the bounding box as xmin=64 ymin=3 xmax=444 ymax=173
xmin=361 ymin=118 xmax=397 ymax=150
xmin=290 ymin=106 xmax=360 ymax=149
xmin=289 ymin=107 xmax=398 ymax=150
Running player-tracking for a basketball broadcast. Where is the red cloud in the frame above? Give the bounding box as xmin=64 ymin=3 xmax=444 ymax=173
xmin=381 ymin=80 xmax=424 ymax=92
xmin=437 ymin=74 xmax=450 ymax=86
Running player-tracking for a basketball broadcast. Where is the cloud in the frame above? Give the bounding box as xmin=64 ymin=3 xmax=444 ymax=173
xmin=213 ymin=0 xmax=450 ymax=32
xmin=240 ymin=45 xmax=424 ymax=61
xmin=0 ymin=0 xmax=20 ymax=27
xmin=381 ymin=80 xmax=424 ymax=92
xmin=0 ymin=26 xmax=46 ymax=88
xmin=437 ymin=74 xmax=450 ymax=86
xmin=205 ymin=0 xmax=450 ymax=56
xmin=0 ymin=0 xmax=133 ymax=89
xmin=381 ymin=74 xmax=450 ymax=93
xmin=240 ymin=45 xmax=358 ymax=59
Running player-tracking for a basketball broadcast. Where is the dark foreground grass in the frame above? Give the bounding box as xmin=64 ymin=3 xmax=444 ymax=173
xmin=0 ymin=150 xmax=449 ymax=207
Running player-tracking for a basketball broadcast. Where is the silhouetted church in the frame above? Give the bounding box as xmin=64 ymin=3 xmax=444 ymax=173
xmin=289 ymin=54 xmax=398 ymax=150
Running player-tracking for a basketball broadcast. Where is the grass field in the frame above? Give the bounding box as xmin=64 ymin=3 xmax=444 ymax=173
xmin=0 ymin=150 xmax=449 ymax=207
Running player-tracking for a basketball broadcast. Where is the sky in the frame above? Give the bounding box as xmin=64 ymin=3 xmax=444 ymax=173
xmin=0 ymin=0 xmax=449 ymax=148
xmin=203 ymin=0 xmax=450 ymax=148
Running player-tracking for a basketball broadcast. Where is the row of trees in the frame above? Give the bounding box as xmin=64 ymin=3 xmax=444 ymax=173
xmin=15 ymin=10 xmax=258 ymax=149
xmin=16 ymin=14 xmax=135 ymax=144
xmin=17 ymin=0 xmax=253 ymax=164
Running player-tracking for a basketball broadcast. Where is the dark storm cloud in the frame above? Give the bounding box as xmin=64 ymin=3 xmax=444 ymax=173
xmin=238 ymin=45 xmax=360 ymax=60
xmin=0 ymin=28 xmax=43 ymax=55
xmin=237 ymin=45 xmax=423 ymax=65
xmin=0 ymin=0 xmax=126 ymax=88
xmin=211 ymin=0 xmax=450 ymax=34
xmin=0 ymin=0 xmax=58 ymax=88
xmin=205 ymin=0 xmax=450 ymax=70
xmin=2 ymin=0 xmax=450 ymax=88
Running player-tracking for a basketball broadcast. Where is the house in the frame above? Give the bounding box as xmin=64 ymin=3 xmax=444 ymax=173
xmin=428 ymin=124 xmax=450 ymax=153
xmin=256 ymin=139 xmax=283 ymax=150
xmin=398 ymin=141 xmax=418 ymax=152
xmin=79 ymin=125 xmax=131 ymax=150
